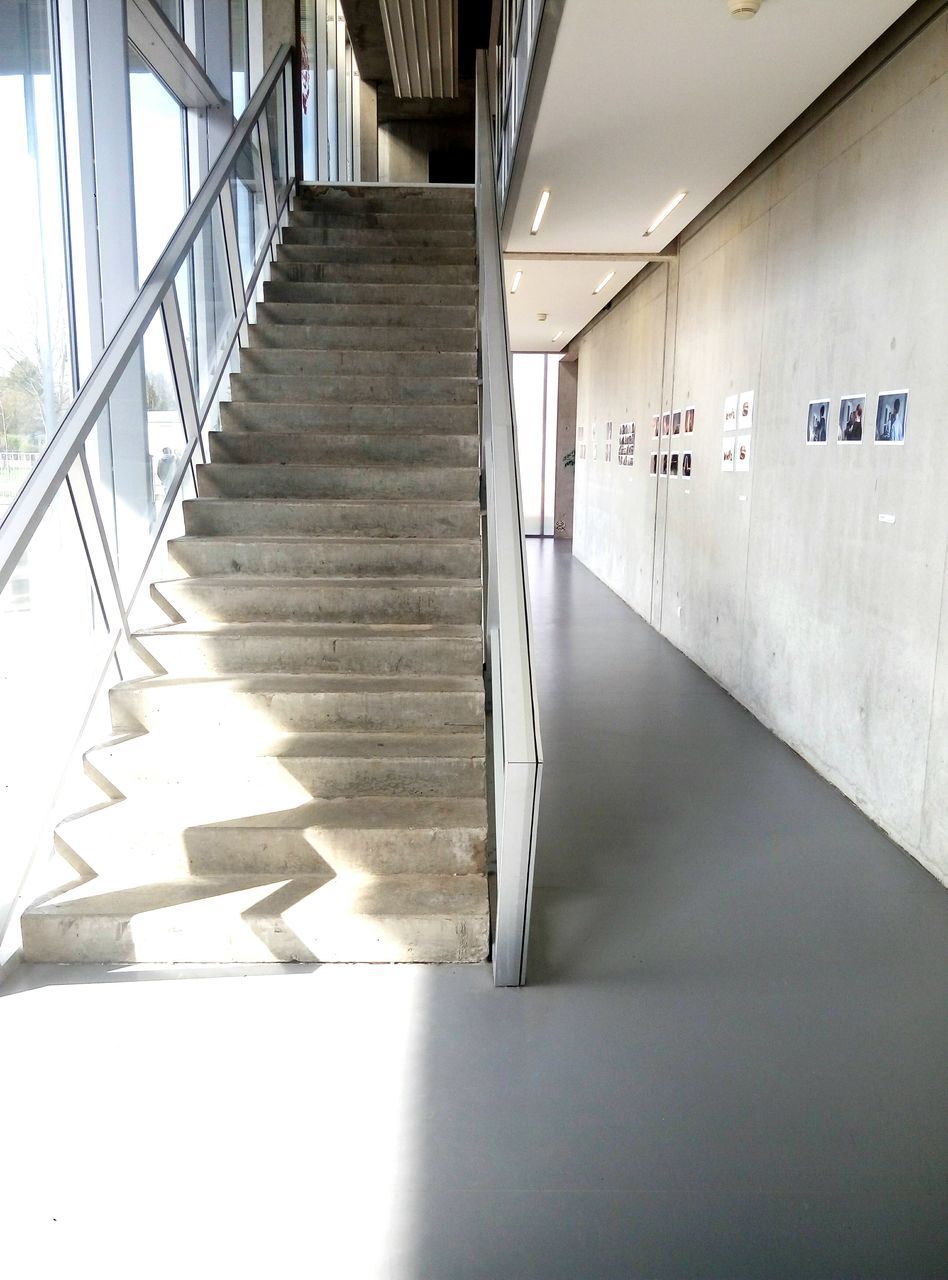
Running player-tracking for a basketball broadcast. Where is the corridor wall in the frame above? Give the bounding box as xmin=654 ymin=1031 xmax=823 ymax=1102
xmin=572 ymin=15 xmax=948 ymax=883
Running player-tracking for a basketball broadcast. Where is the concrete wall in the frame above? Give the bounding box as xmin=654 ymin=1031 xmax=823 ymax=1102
xmin=554 ymin=357 xmax=577 ymax=538
xmin=571 ymin=16 xmax=948 ymax=884
xmin=378 ymin=122 xmax=429 ymax=182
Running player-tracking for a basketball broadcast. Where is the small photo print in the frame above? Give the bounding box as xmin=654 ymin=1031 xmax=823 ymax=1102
xmin=684 ymin=407 xmax=695 ymax=434
xmin=604 ymin=421 xmax=613 ymax=463
xmin=661 ymin=413 xmax=671 ymax=437
xmin=875 ymin=391 xmax=908 ymax=444
xmin=723 ymin=394 xmax=738 ymax=433
xmin=661 ymin=453 xmax=669 ymax=476
xmin=682 ymin=452 xmax=692 ymax=478
xmin=577 ymin=424 xmax=586 ymax=460
xmin=672 ymin=411 xmax=682 ymax=436
xmin=806 ymin=399 xmax=830 ymax=443
xmin=670 ymin=453 xmax=680 ymax=476
xmin=721 ymin=437 xmax=735 ymax=471
xmin=736 ymin=433 xmax=751 ymax=473
xmin=838 ymin=395 xmax=865 ymax=443
xmin=650 ymin=453 xmax=658 ymax=475
xmin=651 ymin=414 xmax=660 ymax=438
xmin=738 ymin=390 xmax=754 ymax=431
xmin=618 ymin=421 xmax=635 ymax=467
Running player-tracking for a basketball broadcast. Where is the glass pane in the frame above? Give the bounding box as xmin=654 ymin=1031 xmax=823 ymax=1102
xmin=86 ymin=315 xmax=188 ymax=601
xmin=175 ymin=204 xmax=235 ymax=408
xmin=512 ymin=353 xmax=548 ymax=537
xmin=128 ymin=43 xmax=188 ymax=284
xmin=230 ymin=0 xmax=249 ymax=116
xmin=0 ymin=487 xmax=109 ymax=935
xmin=266 ymin=76 xmax=288 ymax=195
xmin=0 ymin=0 xmax=76 ymax=518
xmin=231 ymin=132 xmax=268 ymax=287
xmin=300 ymin=0 xmax=318 ymax=180
xmin=154 ymin=0 xmax=183 ymax=35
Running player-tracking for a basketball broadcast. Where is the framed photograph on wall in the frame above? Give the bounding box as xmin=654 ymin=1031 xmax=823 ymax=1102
xmin=672 ymin=410 xmax=682 ymax=436
xmin=661 ymin=453 xmax=669 ymax=476
xmin=838 ymin=395 xmax=865 ymax=442
xmin=875 ymin=391 xmax=908 ymax=443
xmin=604 ymin=421 xmax=613 ymax=463
xmin=682 ymin=452 xmax=692 ymax=478
xmin=670 ymin=453 xmax=680 ymax=476
xmin=618 ymin=421 xmax=635 ymax=467
xmin=723 ymin=394 xmax=738 ymax=432
xmin=806 ymin=399 xmax=831 ymax=443
xmin=684 ymin=406 xmax=695 ymax=434
xmin=738 ymin=390 xmax=754 ymax=431
xmin=721 ymin=437 xmax=735 ymax=471
xmin=651 ymin=414 xmax=660 ymax=438
xmin=650 ymin=453 xmax=658 ymax=475
xmin=736 ymin=434 xmax=751 ymax=472
xmin=661 ymin=413 xmax=671 ymax=437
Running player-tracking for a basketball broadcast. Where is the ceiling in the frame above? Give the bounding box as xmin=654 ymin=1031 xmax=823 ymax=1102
xmin=503 ymin=0 xmax=916 ymax=352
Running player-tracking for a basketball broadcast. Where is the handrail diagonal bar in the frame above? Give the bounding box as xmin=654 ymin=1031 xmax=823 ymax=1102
xmin=0 ymin=44 xmax=294 ymax=598
xmin=475 ymin=49 xmax=543 ymax=987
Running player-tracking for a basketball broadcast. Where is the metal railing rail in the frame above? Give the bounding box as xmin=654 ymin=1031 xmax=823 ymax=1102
xmin=475 ymin=50 xmax=544 ymax=988
xmin=0 ymin=43 xmax=296 ymax=599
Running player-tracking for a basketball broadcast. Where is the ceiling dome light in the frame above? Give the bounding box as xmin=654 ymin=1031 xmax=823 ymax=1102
xmin=728 ymin=0 xmax=762 ymax=17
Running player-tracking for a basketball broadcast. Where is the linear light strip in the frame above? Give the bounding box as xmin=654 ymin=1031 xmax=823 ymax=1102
xmin=644 ymin=190 xmax=687 ymax=237
xmin=510 ymin=270 xmax=523 ymax=294
xmin=530 ymin=189 xmax=550 ymax=235
xmin=593 ymin=270 xmax=615 ymax=295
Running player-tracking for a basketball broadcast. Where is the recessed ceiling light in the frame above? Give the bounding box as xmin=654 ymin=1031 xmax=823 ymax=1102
xmin=510 ymin=270 xmax=523 ymax=294
xmin=644 ymin=191 xmax=688 ymax=237
xmin=593 ymin=270 xmax=615 ymax=295
xmin=553 ymin=330 xmax=564 ymax=342
xmin=530 ymin=190 xmax=551 ymax=235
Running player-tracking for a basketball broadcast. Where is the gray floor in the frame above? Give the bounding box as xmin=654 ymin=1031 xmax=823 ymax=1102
xmin=2 ymin=539 xmax=946 ymax=1279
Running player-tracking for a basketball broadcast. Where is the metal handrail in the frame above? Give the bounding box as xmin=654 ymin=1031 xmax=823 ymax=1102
xmin=475 ymin=50 xmax=543 ymax=988
xmin=0 ymin=44 xmax=295 ymax=597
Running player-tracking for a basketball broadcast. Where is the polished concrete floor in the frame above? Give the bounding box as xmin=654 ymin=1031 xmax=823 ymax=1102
xmin=1 ymin=539 xmax=946 ymax=1279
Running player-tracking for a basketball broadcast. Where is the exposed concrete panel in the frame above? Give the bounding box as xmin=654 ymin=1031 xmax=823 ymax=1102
xmin=261 ymin=0 xmax=295 ymax=68
xmin=378 ymin=121 xmax=428 ymax=182
xmin=359 ymin=78 xmax=379 ymax=181
xmin=571 ymin=18 xmax=948 ymax=883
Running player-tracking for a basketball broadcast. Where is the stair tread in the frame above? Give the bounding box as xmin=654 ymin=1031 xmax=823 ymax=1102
xmin=168 ymin=535 xmax=480 ymax=547
xmin=135 ymin=619 xmax=482 ymax=636
xmin=27 ymin=872 xmax=489 ymax=918
xmin=61 ymin=795 xmax=487 ymax=832
xmin=114 ymin=672 xmax=483 ymax=693
xmin=186 ymin=496 xmax=478 ymax=506
xmin=157 ymin=574 xmax=481 ymax=587
xmin=89 ymin=729 xmax=486 ymax=760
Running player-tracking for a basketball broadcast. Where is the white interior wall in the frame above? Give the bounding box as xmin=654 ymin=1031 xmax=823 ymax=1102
xmin=571 ymin=16 xmax=948 ymax=883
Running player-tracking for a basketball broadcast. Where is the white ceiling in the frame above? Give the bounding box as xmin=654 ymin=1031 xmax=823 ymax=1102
xmin=503 ymin=0 xmax=915 ymax=351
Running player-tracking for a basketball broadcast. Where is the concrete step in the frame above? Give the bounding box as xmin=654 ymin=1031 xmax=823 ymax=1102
xmin=270 ymin=260 xmax=477 ymax=285
xmin=248 ymin=300 xmax=476 ymax=328
xmin=167 ymin=535 xmax=481 ymax=579
xmin=209 ymin=430 xmax=478 ymax=467
xmin=183 ymin=497 xmax=480 ymax=539
xmin=85 ymin=730 xmax=486 ymax=798
xmin=288 ymin=210 xmax=473 ymax=232
xmin=195 ymin=463 xmax=478 ymax=502
xmin=228 ymin=371 xmax=477 ymax=405
xmin=252 ymin=308 xmax=475 ymax=350
xmin=134 ymin=621 xmax=483 ymax=676
xmin=263 ymin=280 xmax=476 ymax=308
xmin=237 ymin=345 xmax=476 ymax=377
xmin=275 ymin=243 xmax=475 ymax=267
xmin=282 ymin=225 xmax=474 ymax=248
xmin=55 ymin=795 xmax=487 ymax=878
xmin=109 ymin=673 xmax=485 ymax=736
xmin=219 ymin=400 xmax=477 ymax=432
xmin=296 ymin=183 xmax=473 ymax=210
xmin=21 ymin=872 xmax=490 ymax=963
xmin=152 ymin=575 xmax=483 ymax=625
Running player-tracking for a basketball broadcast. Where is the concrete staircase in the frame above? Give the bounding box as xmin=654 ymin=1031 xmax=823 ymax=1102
xmin=22 ymin=184 xmax=489 ymax=965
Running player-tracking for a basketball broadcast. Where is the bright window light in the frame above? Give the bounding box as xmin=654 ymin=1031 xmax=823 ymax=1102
xmin=592 ymin=270 xmax=615 ymax=295
xmin=530 ymin=189 xmax=550 ymax=235
xmin=644 ymin=190 xmax=687 ymax=237
xmin=510 ymin=270 xmax=523 ymax=294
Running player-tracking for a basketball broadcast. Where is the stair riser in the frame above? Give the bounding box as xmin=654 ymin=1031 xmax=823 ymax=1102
xmin=263 ymin=281 xmax=476 ymax=307
xmin=183 ymin=499 xmax=480 ymax=539
xmin=271 ymin=261 xmax=477 ymax=285
xmin=296 ymin=184 xmax=472 ymax=207
xmin=237 ymin=347 xmax=477 ymax=377
xmin=153 ymin=581 xmax=483 ymax=625
xmin=220 ymin=400 xmax=477 ymax=432
xmin=229 ymin=373 xmax=477 ymax=405
xmin=289 ymin=211 xmax=473 ymax=232
xmin=275 ymin=245 xmax=475 ymax=267
xmin=111 ymin=686 xmax=485 ymax=736
xmin=195 ymin=465 xmax=478 ymax=502
xmin=283 ymin=227 xmax=474 ymax=248
xmin=249 ymin=301 xmax=476 ymax=327
xmin=61 ymin=823 xmax=486 ymax=879
xmin=210 ymin=432 xmax=479 ymax=467
xmin=167 ymin=539 xmax=481 ymax=580
xmin=87 ymin=753 xmax=486 ymax=800
xmin=21 ymin=905 xmax=489 ymax=964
